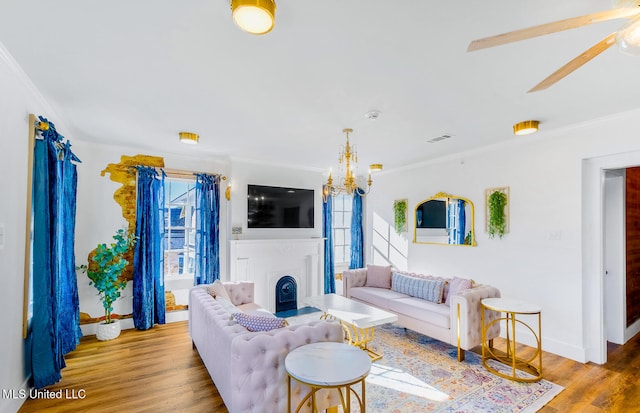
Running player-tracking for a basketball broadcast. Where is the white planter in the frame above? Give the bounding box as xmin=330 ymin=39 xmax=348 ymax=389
xmin=96 ymin=319 xmax=121 ymax=341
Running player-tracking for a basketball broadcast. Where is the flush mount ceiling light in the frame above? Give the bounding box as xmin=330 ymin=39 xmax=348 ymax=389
xmin=179 ymin=131 xmax=199 ymax=145
xmin=513 ymin=120 xmax=540 ymax=136
xmin=369 ymin=163 xmax=383 ymax=172
xmin=231 ymin=0 xmax=276 ymax=35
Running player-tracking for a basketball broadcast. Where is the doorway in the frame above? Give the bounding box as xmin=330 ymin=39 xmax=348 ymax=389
xmin=602 ymin=167 xmax=640 ymax=354
xmin=583 ymin=152 xmax=640 ymax=364
xmin=603 ymin=170 xmax=625 ymax=346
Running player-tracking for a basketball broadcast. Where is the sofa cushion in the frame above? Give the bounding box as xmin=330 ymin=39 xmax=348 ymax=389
xmin=392 ymin=272 xmax=446 ymax=303
xmin=205 ymin=284 xmax=218 ymax=299
xmin=210 ymin=279 xmax=231 ymax=301
xmin=350 ymin=287 xmax=410 ymax=310
xmin=389 ymin=297 xmax=451 ymax=329
xmin=216 ymin=297 xmax=242 ymax=317
xmin=237 ymin=302 xmax=263 ymax=313
xmin=365 ymin=264 xmax=392 ymax=288
xmin=445 ymin=276 xmax=473 ymax=305
xmin=224 ymin=281 xmax=255 ymax=305
xmin=247 ymin=308 xmax=277 ymax=318
xmin=232 ymin=312 xmax=288 ymax=332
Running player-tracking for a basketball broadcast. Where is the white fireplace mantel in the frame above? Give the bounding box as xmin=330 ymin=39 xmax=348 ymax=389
xmin=228 ymin=238 xmax=325 ymax=312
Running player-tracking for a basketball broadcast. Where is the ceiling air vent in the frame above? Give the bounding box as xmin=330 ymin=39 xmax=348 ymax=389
xmin=427 ymin=134 xmax=454 ymax=144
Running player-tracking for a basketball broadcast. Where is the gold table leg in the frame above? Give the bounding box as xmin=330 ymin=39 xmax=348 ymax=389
xmin=288 ymin=376 xmax=367 ymax=413
xmin=341 ymin=321 xmax=382 ymax=361
xmin=481 ymin=307 xmax=543 ymax=383
xmin=320 ymin=312 xmax=383 ymax=361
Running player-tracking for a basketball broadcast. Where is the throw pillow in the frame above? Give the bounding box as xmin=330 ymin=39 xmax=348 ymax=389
xmin=205 ymin=285 xmax=217 ymax=299
xmin=210 ymin=279 xmax=231 ymax=302
xmin=216 ymin=297 xmax=242 ymax=318
xmin=392 ymin=272 xmax=446 ymax=304
xmin=232 ymin=312 xmax=288 ymax=332
xmin=365 ymin=264 xmax=392 ymax=289
xmin=445 ymin=276 xmax=473 ymax=305
xmin=247 ymin=309 xmax=277 ymax=319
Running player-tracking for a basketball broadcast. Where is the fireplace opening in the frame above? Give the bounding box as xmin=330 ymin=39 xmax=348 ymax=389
xmin=275 ymin=275 xmax=297 ymax=314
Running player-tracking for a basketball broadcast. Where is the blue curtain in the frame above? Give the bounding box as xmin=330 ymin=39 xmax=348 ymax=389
xmin=349 ymin=190 xmax=364 ymax=269
xmin=31 ymin=116 xmax=82 ymax=388
xmin=133 ymin=166 xmax=165 ymax=330
xmin=447 ymin=199 xmax=466 ymax=244
xmin=194 ymin=173 xmax=220 ymax=285
xmin=322 ymin=187 xmax=335 ymax=294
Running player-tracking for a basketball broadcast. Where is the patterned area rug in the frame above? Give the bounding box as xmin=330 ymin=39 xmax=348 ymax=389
xmin=354 ymin=324 xmax=563 ymax=413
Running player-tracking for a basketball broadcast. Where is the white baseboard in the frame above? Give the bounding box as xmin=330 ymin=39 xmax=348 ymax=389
xmin=166 ymin=310 xmax=189 ymax=323
xmin=79 ymin=311 xmax=188 ymax=336
xmin=625 ymin=318 xmax=640 ymax=343
xmin=498 ymin=327 xmax=587 ymax=363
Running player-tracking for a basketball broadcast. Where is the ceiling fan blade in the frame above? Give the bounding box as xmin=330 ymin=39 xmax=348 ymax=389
xmin=528 ymin=33 xmax=617 ymax=93
xmin=468 ymin=8 xmax=639 ymax=52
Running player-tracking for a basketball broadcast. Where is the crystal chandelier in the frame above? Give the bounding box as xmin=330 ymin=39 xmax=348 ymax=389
xmin=324 ymin=128 xmax=374 ymax=199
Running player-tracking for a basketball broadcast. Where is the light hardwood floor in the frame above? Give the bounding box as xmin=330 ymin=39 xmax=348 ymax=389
xmin=18 ymin=320 xmax=640 ymax=413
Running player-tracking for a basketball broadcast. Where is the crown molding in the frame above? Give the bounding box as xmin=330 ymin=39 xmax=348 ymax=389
xmin=0 ymin=40 xmax=68 ymax=133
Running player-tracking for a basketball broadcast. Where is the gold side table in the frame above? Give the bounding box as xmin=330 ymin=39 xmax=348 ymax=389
xmin=481 ymin=297 xmax=542 ymax=382
xmin=286 ymin=342 xmax=371 ymax=413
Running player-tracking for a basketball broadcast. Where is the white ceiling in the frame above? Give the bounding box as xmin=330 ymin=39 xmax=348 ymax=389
xmin=2 ymin=0 xmax=639 ymax=172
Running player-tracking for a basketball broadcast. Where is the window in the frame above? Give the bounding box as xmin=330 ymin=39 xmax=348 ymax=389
xmin=332 ymin=194 xmax=352 ymax=266
xmin=163 ymin=178 xmax=197 ymax=279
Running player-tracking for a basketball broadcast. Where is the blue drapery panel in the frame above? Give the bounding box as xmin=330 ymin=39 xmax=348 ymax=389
xmin=133 ymin=166 xmax=166 ymax=330
xmin=447 ymin=199 xmax=466 ymax=244
xmin=322 ymin=188 xmax=335 ymax=294
xmin=31 ymin=116 xmax=82 ymax=388
xmin=194 ymin=173 xmax=220 ymax=285
xmin=349 ymin=190 xmax=364 ymax=269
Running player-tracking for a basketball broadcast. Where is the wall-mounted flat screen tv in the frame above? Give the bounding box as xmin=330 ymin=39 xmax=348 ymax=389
xmin=247 ymin=184 xmax=314 ymax=228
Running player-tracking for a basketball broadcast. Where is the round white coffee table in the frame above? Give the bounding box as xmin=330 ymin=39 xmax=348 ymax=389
xmin=481 ymin=297 xmax=543 ymax=382
xmin=285 ymin=342 xmax=371 ymax=413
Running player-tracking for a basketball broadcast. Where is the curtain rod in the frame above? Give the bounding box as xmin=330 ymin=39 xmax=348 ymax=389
xmin=158 ymin=167 xmax=227 ymax=181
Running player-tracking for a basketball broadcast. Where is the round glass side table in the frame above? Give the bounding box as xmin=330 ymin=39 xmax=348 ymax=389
xmin=285 ymin=341 xmax=371 ymax=413
xmin=481 ymin=297 xmax=543 ymax=382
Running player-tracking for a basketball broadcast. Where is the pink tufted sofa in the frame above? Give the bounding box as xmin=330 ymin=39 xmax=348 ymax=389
xmin=343 ymin=268 xmax=501 ymax=361
xmin=189 ymin=281 xmax=344 ymax=413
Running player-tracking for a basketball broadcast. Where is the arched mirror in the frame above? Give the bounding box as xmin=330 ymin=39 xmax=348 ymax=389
xmin=413 ymin=192 xmax=476 ymax=246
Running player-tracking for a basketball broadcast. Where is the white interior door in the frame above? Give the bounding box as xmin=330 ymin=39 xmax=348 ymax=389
xmin=603 ymin=171 xmax=625 ymax=345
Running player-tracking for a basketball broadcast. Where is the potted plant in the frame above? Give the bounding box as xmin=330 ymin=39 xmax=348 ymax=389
xmin=79 ymin=228 xmax=137 ymax=340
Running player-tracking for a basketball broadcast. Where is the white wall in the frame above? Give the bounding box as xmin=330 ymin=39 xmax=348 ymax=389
xmin=366 ymin=108 xmax=640 ymax=363
xmin=0 ymin=44 xmax=62 ymax=413
xmin=72 ymin=141 xmax=231 ymax=328
xmin=227 ymin=159 xmax=324 ymax=243
xmin=73 ymin=149 xmax=325 ymax=328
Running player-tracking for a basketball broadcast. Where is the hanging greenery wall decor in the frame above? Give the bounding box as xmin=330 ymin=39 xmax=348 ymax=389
xmin=486 ymin=188 xmax=509 ymax=238
xmin=393 ymin=199 xmax=408 ymax=234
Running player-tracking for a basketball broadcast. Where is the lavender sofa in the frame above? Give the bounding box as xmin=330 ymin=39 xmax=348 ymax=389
xmin=343 ymin=267 xmax=501 ymax=361
xmin=189 ymin=281 xmax=344 ymax=413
